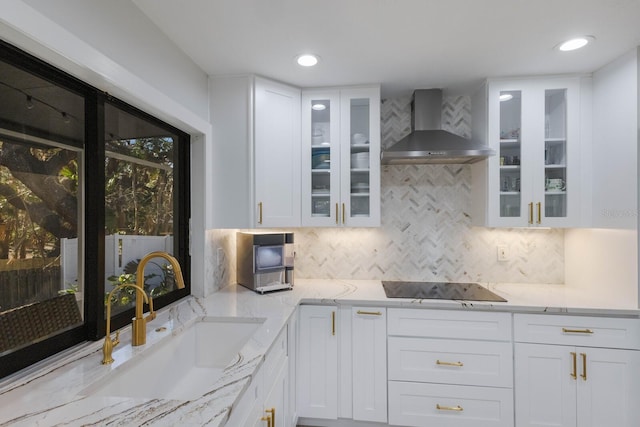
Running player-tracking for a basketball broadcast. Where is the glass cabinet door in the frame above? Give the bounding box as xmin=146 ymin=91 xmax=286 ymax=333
xmin=348 ymin=98 xmax=371 ymax=219
xmin=302 ymin=91 xmax=341 ymax=226
xmin=310 ymin=99 xmax=332 ymax=217
xmin=498 ymin=90 xmax=522 ymax=218
xmin=544 ymin=89 xmax=567 ymax=219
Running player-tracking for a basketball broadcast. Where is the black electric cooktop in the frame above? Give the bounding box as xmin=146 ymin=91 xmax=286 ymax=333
xmin=382 ymin=281 xmax=507 ymax=302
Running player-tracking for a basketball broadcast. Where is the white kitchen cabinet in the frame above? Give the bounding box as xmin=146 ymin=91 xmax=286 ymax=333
xmin=387 ymin=309 xmax=514 ymax=427
xmin=210 ymin=75 xmax=301 ymax=228
xmin=351 ymin=307 xmax=387 ymax=422
xmin=514 ymin=314 xmax=640 ymax=427
xmin=471 ymin=76 xmax=586 ymax=227
xmin=301 ymin=86 xmax=381 ymax=227
xmin=297 ymin=305 xmax=338 ymax=419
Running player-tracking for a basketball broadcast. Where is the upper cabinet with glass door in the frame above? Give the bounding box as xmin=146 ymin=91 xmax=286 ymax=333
xmin=302 ymin=86 xmax=380 ymax=227
xmin=471 ymin=77 xmax=584 ymax=227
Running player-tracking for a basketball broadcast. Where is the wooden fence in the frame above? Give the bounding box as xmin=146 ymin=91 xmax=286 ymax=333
xmin=0 ymin=258 xmax=61 ymax=312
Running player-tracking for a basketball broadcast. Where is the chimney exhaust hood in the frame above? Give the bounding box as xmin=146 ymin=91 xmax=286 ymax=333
xmin=381 ymin=89 xmax=494 ymax=165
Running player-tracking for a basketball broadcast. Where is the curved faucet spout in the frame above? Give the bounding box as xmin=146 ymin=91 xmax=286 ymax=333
xmin=132 ymin=251 xmax=185 ymax=345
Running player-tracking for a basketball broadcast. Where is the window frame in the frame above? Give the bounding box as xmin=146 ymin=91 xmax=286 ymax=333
xmin=0 ymin=40 xmax=191 ymax=378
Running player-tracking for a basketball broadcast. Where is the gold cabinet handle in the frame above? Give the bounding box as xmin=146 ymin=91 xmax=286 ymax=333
xmin=331 ymin=311 xmax=336 ymax=336
xmin=562 ymin=328 xmax=594 ymax=334
xmin=436 ymin=360 xmax=464 ymax=367
xmin=528 ymin=202 xmax=534 ymax=225
xmin=570 ymin=351 xmax=577 ymax=379
xmin=335 ymin=203 xmax=339 ymax=225
xmin=266 ymin=408 xmax=275 ymax=427
xmin=536 ymin=201 xmax=542 ymax=224
xmin=436 ymin=404 xmax=463 ymax=412
xmin=581 ymin=353 xmax=587 ymax=381
xmin=260 ymin=415 xmax=272 ymax=427
xmin=356 ymin=310 xmax=382 ymax=316
xmin=342 ymin=203 xmax=346 ymax=224
xmin=258 ymin=202 xmax=263 ymax=225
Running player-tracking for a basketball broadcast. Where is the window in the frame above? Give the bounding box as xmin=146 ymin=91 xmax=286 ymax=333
xmin=0 ymin=40 xmax=190 ymax=378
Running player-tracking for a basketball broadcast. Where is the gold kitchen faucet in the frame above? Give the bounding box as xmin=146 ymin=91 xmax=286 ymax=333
xmin=102 ymin=251 xmax=185 ymax=364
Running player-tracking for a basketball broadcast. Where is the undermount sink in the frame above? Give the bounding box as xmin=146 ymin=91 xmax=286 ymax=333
xmin=82 ymin=316 xmax=264 ymax=400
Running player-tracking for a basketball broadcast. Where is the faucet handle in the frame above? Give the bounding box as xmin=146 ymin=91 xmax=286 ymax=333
xmin=144 ymin=295 xmax=156 ymax=322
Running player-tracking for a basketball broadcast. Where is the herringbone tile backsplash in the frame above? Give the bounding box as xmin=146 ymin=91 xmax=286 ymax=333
xmin=206 ymin=96 xmax=564 ymax=292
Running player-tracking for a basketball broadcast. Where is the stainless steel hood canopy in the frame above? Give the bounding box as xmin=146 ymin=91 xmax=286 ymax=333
xmin=381 ymin=89 xmax=495 ymax=165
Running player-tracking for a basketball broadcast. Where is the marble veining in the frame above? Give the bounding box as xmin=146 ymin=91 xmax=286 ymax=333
xmin=0 ymin=279 xmax=637 ymax=427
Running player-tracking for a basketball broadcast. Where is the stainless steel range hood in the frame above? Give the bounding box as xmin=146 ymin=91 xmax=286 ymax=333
xmin=381 ymin=89 xmax=494 ymax=165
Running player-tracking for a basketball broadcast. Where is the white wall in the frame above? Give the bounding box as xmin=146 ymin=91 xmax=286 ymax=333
xmin=21 ymin=0 xmax=210 ymax=121
xmin=565 ymin=228 xmax=637 ymax=303
xmin=0 ymin=1 xmax=213 ymax=297
xmin=590 ymin=48 xmax=638 ymax=229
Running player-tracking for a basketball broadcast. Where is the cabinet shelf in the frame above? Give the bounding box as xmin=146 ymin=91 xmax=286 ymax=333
xmin=500 ymin=191 xmax=521 ymax=196
xmin=350 ymin=168 xmax=370 ymax=173
xmin=544 ymin=164 xmax=566 ymax=169
xmin=544 ymin=138 xmax=566 ymax=143
xmin=500 ymin=165 xmax=521 ymax=170
xmin=545 ymin=191 xmax=566 ymax=195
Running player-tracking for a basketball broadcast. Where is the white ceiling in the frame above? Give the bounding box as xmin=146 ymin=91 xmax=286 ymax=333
xmin=133 ymin=0 xmax=640 ymax=98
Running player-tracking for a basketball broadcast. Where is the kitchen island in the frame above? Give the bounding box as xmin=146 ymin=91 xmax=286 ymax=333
xmin=0 ymin=279 xmax=637 ymax=427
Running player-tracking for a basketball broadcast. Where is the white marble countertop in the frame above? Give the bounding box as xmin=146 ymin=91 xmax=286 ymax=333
xmin=0 ymin=279 xmax=638 ymax=426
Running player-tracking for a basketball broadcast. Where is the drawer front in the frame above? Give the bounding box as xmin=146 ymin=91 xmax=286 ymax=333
xmin=388 ymin=337 xmax=513 ymax=387
xmin=514 ymin=314 xmax=640 ymax=350
xmin=388 ymin=381 xmax=514 ymax=427
xmin=263 ymin=326 xmax=288 ymax=386
xmin=388 ymin=308 xmax=512 ymax=341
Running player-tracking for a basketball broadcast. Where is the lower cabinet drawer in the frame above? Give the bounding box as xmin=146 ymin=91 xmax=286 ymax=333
xmin=388 ymin=337 xmax=513 ymax=387
xmin=388 ymin=381 xmax=513 ymax=427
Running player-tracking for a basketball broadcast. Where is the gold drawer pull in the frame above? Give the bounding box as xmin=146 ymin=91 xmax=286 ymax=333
xmin=570 ymin=352 xmax=577 ymax=379
xmin=331 ymin=311 xmax=336 ymax=336
xmin=357 ymin=310 xmax=382 ymax=316
xmin=436 ymin=404 xmax=463 ymax=412
xmin=260 ymin=415 xmax=271 ymax=427
xmin=562 ymin=328 xmax=594 ymax=334
xmin=581 ymin=353 xmax=587 ymax=381
xmin=436 ymin=360 xmax=464 ymax=367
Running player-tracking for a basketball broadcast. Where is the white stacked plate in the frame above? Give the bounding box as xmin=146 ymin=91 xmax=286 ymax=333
xmin=351 ymin=152 xmax=369 ymax=169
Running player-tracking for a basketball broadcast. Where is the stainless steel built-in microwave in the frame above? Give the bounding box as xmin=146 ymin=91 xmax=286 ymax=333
xmin=236 ymin=232 xmax=294 ymax=293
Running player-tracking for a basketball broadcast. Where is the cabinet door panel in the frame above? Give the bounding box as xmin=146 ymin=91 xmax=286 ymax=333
xmin=254 ymin=77 xmax=301 ymax=227
xmin=301 ymin=90 xmax=341 ymax=226
xmin=340 ymin=87 xmax=380 ymax=227
xmin=352 ymin=307 xmax=387 ymax=422
xmin=264 ymin=360 xmax=288 ymax=427
xmin=514 ymin=343 xmax=576 ymax=427
xmin=297 ymin=305 xmax=338 ymax=419
xmin=577 ymin=347 xmax=640 ymax=427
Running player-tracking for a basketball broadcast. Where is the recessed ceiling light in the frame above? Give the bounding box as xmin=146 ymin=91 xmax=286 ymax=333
xmin=499 ymin=94 xmax=513 ymax=102
xmin=558 ymin=36 xmax=594 ymax=52
xmin=296 ymin=54 xmax=319 ymax=67
xmin=312 ymin=103 xmax=326 ymax=111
